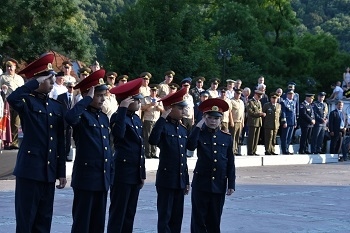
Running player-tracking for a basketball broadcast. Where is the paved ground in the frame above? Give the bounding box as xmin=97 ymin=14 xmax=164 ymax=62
xmin=1 ymin=162 xmax=350 ymax=232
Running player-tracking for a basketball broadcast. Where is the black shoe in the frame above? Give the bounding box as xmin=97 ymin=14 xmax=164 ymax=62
xmin=305 ymin=151 xmax=311 ymax=154
xmin=254 ymin=153 xmax=260 ymax=156
xmin=151 ymin=155 xmax=159 ymax=159
xmin=271 ymin=152 xmax=278 ymax=155
xmin=288 ymin=152 xmax=294 ymax=155
xmin=66 ymin=158 xmax=72 ymax=162
xmin=145 ymin=155 xmax=152 ymax=159
xmin=265 ymin=152 xmax=271 ymax=155
xmin=4 ymin=146 xmax=12 ymax=150
xmin=10 ymin=145 xmax=19 ymax=150
xmin=235 ymin=153 xmax=242 ymax=156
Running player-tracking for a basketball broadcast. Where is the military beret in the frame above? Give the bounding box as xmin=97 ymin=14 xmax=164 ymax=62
xmin=79 ymin=66 xmax=91 ymax=75
xmin=164 ymin=70 xmax=175 ymax=76
xmin=74 ymin=69 xmax=107 ymax=92
xmin=226 ymin=79 xmax=235 ymax=83
xmin=159 ymin=87 xmax=187 ymax=107
xmin=198 ymin=98 xmax=229 ymax=117
xmin=18 ymin=53 xmax=57 ymax=78
xmin=140 ymin=72 xmax=152 ymax=79
xmin=106 ymin=72 xmax=117 ymax=78
xmin=117 ymin=75 xmax=129 ymax=82
xmin=168 ymin=83 xmax=180 ymax=90
xmin=209 ymin=78 xmax=220 ymax=84
xmin=5 ymin=58 xmax=19 ymax=67
xmin=110 ymin=78 xmax=143 ymax=100
xmin=181 ymin=77 xmax=192 ymax=86
xmin=194 ymin=76 xmax=205 ymax=83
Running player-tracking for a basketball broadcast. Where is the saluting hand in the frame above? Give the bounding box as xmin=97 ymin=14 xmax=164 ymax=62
xmin=119 ymin=96 xmax=134 ymax=108
xmin=87 ymin=86 xmax=95 ymax=99
xmin=56 ymin=177 xmax=67 ymax=189
xmin=196 ymin=117 xmax=205 ymax=128
xmin=161 ymin=107 xmax=172 ymax=119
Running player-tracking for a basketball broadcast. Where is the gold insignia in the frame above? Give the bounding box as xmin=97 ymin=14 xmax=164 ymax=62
xmin=98 ymin=78 xmax=104 ymax=85
xmin=47 ymin=63 xmax=53 ymax=70
xmin=212 ymin=106 xmax=219 ymax=111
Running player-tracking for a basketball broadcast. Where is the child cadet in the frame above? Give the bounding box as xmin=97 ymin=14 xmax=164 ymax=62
xmin=187 ymin=98 xmax=236 ymax=233
xmin=149 ymin=87 xmax=190 ymax=233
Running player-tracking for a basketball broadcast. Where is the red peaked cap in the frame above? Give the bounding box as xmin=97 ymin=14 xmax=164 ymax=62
xmin=198 ymin=98 xmax=229 ymax=117
xmin=74 ymin=69 xmax=107 ymax=92
xmin=18 ymin=53 xmax=56 ymax=78
xmin=109 ymin=78 xmax=143 ymax=99
xmin=159 ymin=87 xmax=187 ymax=106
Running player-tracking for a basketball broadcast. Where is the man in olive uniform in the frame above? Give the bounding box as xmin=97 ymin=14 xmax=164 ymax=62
xmin=7 ymin=53 xmax=67 ymax=233
xmin=139 ymin=71 xmax=152 ymax=97
xmin=168 ymin=83 xmax=180 ymax=94
xmin=246 ymin=90 xmax=266 ymax=155
xmin=298 ymin=93 xmax=316 ymax=154
xmin=106 ymin=71 xmax=117 ymax=88
xmin=158 ymin=70 xmax=175 ymax=98
xmin=78 ymin=66 xmax=91 ymax=81
xmin=262 ymin=92 xmax=282 ymax=155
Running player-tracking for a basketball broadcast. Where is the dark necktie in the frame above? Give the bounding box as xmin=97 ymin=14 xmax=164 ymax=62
xmin=68 ymin=94 xmax=72 ymax=108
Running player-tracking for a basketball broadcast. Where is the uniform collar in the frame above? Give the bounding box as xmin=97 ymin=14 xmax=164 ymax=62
xmin=87 ymin=105 xmax=101 ymax=113
xmin=166 ymin=116 xmax=180 ymax=125
xmin=32 ymin=91 xmax=48 ymax=100
xmin=204 ymin=124 xmax=219 ymax=133
xmin=127 ymin=110 xmax=136 ymax=117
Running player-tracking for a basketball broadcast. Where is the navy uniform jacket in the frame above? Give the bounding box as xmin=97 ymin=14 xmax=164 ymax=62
xmin=299 ymin=101 xmax=315 ymax=128
xmin=7 ymin=79 xmax=66 ymax=182
xmin=281 ymin=92 xmax=300 ymax=118
xmin=111 ymin=107 xmax=146 ymax=185
xmin=280 ymin=98 xmax=297 ymax=126
xmin=187 ymin=125 xmax=235 ymax=193
xmin=65 ymin=97 xmax=112 ymax=191
xmin=149 ymin=117 xmax=189 ymax=189
xmin=312 ymin=101 xmax=328 ymax=126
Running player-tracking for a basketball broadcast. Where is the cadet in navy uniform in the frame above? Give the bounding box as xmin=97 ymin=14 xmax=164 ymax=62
xmin=149 ymin=87 xmax=190 ymax=233
xmin=310 ymin=92 xmax=328 ymax=154
xmin=65 ymin=70 xmax=112 ymax=233
xmin=7 ymin=53 xmax=67 ymax=233
xmin=298 ymin=93 xmax=316 ymax=154
xmin=187 ymin=98 xmax=235 ymax=233
xmin=107 ymin=78 xmax=146 ymax=233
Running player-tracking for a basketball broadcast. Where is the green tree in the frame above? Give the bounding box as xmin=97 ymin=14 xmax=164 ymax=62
xmin=0 ymin=0 xmax=94 ymax=62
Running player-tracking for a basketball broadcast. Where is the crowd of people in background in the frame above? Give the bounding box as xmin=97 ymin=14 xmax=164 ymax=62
xmin=1 ymin=54 xmax=350 ymax=233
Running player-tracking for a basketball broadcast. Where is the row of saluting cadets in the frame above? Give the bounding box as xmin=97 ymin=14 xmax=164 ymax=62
xmin=9 ymin=53 xmax=235 ymax=233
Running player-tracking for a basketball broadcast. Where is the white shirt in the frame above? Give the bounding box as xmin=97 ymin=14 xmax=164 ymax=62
xmin=333 ymin=86 xmax=343 ymax=100
xmin=49 ymin=83 xmax=68 ymax=100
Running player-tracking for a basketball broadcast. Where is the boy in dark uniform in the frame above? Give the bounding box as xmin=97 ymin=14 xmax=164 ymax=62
xmin=187 ymin=98 xmax=235 ymax=233
xmin=149 ymin=88 xmax=190 ymax=233
xmin=107 ymin=78 xmax=146 ymax=233
xmin=65 ymin=69 xmax=112 ymax=233
xmin=7 ymin=53 xmax=67 ymax=233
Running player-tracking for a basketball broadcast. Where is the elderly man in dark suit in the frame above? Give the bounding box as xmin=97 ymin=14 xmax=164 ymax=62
xmin=7 ymin=53 xmax=67 ymax=233
xmin=57 ymin=81 xmax=75 ymax=161
xmin=329 ymin=100 xmax=346 ymax=157
xmin=298 ymin=93 xmax=316 ymax=154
